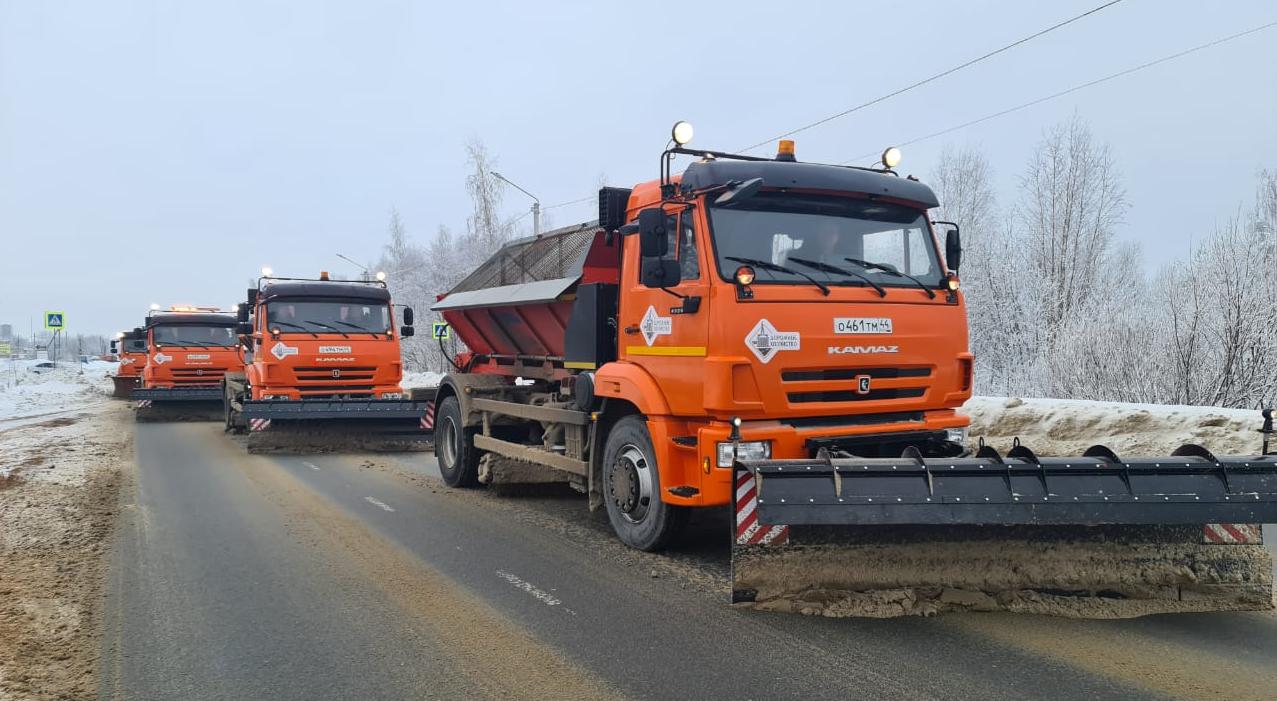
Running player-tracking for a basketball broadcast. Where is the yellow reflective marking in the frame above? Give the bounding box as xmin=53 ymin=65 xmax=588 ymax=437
xmin=625 ymin=346 xmax=707 ymax=357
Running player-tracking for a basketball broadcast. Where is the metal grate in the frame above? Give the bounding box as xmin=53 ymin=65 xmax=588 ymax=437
xmin=448 ymin=221 xmax=600 ymax=294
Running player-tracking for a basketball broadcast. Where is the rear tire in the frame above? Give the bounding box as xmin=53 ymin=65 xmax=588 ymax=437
xmin=601 ymin=415 xmax=687 ymax=551
xmin=436 ymin=395 xmax=481 ymax=488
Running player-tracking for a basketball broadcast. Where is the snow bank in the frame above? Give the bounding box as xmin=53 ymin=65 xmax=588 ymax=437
xmin=961 ymin=396 xmax=1268 ymax=457
xmin=0 ymin=359 xmax=117 ymax=422
xmin=402 ymin=371 xmax=445 ymax=389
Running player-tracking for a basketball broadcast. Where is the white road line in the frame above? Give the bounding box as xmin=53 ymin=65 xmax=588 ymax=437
xmin=495 ymin=570 xmax=574 ymax=614
xmin=303 ymin=462 xmax=321 ymax=471
xmin=364 ymin=496 xmax=395 ymax=512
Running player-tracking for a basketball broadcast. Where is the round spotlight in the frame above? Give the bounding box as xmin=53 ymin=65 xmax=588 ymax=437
xmin=375 ymin=271 xmax=387 ymax=282
xmin=671 ymin=121 xmax=694 ymax=146
xmin=149 ymin=303 xmax=161 ymax=311
xmin=115 ymin=331 xmax=125 ymax=338
xmin=734 ymin=265 xmax=756 ymax=286
xmin=881 ymin=146 xmax=902 ymax=169
xmin=947 ymin=274 xmax=960 ymax=291
xmin=261 ymin=266 xmax=273 ymax=277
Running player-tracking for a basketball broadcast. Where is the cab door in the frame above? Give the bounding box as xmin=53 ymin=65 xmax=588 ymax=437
xmin=618 ymin=205 xmax=711 ymax=416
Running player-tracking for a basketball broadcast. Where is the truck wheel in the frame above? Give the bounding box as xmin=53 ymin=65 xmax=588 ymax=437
xmin=601 ymin=415 xmax=687 ymax=551
xmin=436 ymin=396 xmax=481 ymax=488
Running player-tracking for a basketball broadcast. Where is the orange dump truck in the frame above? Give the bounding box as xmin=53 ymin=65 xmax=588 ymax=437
xmin=222 ymin=272 xmax=431 ymax=452
xmin=109 ymin=329 xmax=147 ymax=398
xmin=427 ymin=123 xmax=1277 ymax=616
xmin=132 ymin=307 xmax=243 ymax=420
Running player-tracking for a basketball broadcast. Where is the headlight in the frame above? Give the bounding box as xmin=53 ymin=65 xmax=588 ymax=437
xmin=945 ymin=428 xmax=968 ymax=445
xmin=717 ymin=440 xmax=771 ymax=467
xmin=381 ymin=392 xmax=402 ymax=399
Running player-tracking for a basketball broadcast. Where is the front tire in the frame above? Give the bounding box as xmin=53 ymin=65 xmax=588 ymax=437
xmin=436 ymin=395 xmax=481 ymax=488
xmin=601 ymin=415 xmax=687 ymax=551
xmin=222 ymin=382 xmax=245 ymax=434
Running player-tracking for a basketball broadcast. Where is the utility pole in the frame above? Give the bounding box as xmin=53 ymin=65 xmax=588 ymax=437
xmin=492 ymin=171 xmax=541 ymax=237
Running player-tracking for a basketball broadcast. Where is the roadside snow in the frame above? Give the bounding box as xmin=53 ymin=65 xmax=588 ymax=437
xmin=0 ymin=359 xmax=116 ymax=424
xmin=962 ymin=396 xmax=1269 ymax=457
xmin=402 ymin=370 xmax=445 ymax=389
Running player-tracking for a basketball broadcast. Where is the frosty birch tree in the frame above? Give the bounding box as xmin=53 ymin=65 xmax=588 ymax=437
xmin=1018 ymin=115 xmax=1128 ymax=342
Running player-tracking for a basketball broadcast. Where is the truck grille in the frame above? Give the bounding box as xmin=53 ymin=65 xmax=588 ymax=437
xmin=171 ymin=368 xmax=227 ymax=386
xmin=293 ymin=366 xmax=377 ymax=383
xmin=782 ymin=366 xmax=931 ymax=407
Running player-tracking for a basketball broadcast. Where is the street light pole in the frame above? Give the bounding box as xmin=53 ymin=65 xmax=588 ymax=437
xmin=335 ymin=253 xmax=371 ymax=281
xmin=491 ymin=171 xmax=541 ymax=236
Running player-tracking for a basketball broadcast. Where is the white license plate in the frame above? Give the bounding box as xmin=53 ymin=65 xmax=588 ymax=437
xmin=833 ymin=317 xmax=893 ymax=335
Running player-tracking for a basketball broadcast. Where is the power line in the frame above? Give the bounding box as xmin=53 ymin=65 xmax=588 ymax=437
xmin=738 ymin=0 xmax=1127 ymax=152
xmin=841 ymin=19 xmax=1277 ymax=165
xmin=544 ymin=194 xmax=594 ymax=210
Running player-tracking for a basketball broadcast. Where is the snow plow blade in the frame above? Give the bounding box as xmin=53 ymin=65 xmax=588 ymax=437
xmin=732 ymin=445 xmax=1277 ymax=618
xmin=237 ymin=398 xmax=434 ymax=453
xmin=111 ymin=375 xmax=140 ymax=399
xmin=131 ymin=387 xmax=223 ymax=421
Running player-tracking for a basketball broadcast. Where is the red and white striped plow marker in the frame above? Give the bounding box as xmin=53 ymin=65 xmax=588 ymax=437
xmin=735 ymin=469 xmax=790 ymax=546
xmin=249 ymin=418 xmax=271 ymax=432
xmin=135 ymin=400 xmax=152 ymax=408
xmin=420 ymin=401 xmax=435 ymax=431
xmin=1203 ymin=523 xmax=1263 ymax=544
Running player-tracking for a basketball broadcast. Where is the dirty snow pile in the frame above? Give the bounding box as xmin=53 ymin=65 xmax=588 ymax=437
xmin=961 ymin=396 xmax=1269 ymax=457
xmin=0 ymin=359 xmax=116 ymax=421
xmin=402 ymin=370 xmax=445 ymax=389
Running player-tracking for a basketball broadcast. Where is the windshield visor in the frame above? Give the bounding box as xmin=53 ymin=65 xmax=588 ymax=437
xmin=265 ymin=300 xmax=392 ymax=334
xmin=709 ymin=193 xmax=942 ymax=288
xmin=152 ymin=325 xmax=237 ymax=347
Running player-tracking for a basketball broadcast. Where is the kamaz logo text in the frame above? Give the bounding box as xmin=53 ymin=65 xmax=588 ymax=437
xmin=827 ymin=345 xmax=899 ymax=355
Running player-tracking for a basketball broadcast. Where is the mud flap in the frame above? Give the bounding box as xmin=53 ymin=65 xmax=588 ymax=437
xmin=730 ymin=453 xmax=1277 ymax=618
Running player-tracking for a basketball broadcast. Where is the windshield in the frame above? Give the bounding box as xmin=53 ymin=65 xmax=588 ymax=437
xmin=124 ymin=339 xmax=148 ymax=353
xmin=152 ymin=325 xmax=237 ymax=347
xmin=266 ymin=300 xmax=391 ymax=334
xmin=708 ymin=192 xmax=943 ymax=288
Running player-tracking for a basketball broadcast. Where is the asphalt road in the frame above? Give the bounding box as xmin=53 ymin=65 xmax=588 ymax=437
xmin=99 ymin=422 xmax=1277 ymax=701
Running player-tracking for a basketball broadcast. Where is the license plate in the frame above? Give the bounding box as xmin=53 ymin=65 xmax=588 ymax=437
xmin=834 ymin=317 xmax=893 ymax=335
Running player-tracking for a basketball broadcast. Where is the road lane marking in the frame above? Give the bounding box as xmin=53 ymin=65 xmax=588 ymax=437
xmin=364 ymin=496 xmax=395 ymax=512
xmin=496 ymin=569 xmax=575 ymax=614
xmin=303 ymin=462 xmax=321 ymax=471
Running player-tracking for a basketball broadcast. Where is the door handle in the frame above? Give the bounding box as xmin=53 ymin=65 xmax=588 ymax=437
xmin=624 ymin=325 xmax=640 ymax=335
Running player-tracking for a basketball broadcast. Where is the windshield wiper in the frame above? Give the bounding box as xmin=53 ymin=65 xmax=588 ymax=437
xmin=332 ymin=320 xmax=382 ymax=337
xmin=302 ymin=320 xmax=349 ymax=338
xmin=845 ymin=258 xmax=937 ymax=299
xmin=788 ymin=257 xmax=887 ymax=297
xmin=726 ymin=256 xmax=830 ymax=296
xmin=271 ymin=320 xmax=319 ymax=338
xmin=159 ymin=341 xmax=211 ymax=348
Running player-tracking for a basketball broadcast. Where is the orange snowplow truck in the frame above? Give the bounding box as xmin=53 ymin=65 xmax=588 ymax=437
xmin=109 ymin=329 xmax=147 ymax=398
xmin=222 ymin=271 xmax=431 ymax=452
xmin=430 ymin=123 xmax=1277 ymax=616
xmin=132 ymin=307 xmax=244 ymax=420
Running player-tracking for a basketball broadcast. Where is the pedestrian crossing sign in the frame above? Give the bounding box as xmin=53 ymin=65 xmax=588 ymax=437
xmin=45 ymin=312 xmax=65 ymax=330
xmin=432 ymin=322 xmax=450 ymax=340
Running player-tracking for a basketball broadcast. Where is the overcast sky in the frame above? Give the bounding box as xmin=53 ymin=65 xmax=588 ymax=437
xmin=2 ymin=0 xmax=1274 ymax=336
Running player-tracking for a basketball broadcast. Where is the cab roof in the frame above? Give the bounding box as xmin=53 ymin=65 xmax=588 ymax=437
xmin=146 ymin=312 xmax=236 ymax=328
xmin=680 ymin=159 xmax=939 ymax=209
xmin=259 ymin=281 xmax=391 ymax=303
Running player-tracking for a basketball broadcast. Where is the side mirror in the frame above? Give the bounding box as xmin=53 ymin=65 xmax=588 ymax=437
xmin=246 ymin=288 xmax=258 ymax=305
xmin=237 ymin=321 xmax=253 ymax=336
xmin=401 ymin=325 xmax=415 ymax=338
xmin=110 ymin=340 xmax=118 ymax=354
xmin=937 ymin=221 xmax=962 ymax=273
xmin=237 ymin=302 xmax=250 ymax=322
xmin=402 ymin=306 xmax=414 ymax=326
xmin=637 ymin=208 xmax=668 ymax=258
xmin=640 ymin=258 xmax=681 ymax=288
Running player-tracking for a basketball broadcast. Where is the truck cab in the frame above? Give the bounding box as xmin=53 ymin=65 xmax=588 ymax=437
xmin=238 ymin=277 xmax=411 ymax=400
xmin=114 ymin=330 xmax=148 ymax=379
xmin=142 ymin=309 xmax=243 ymax=390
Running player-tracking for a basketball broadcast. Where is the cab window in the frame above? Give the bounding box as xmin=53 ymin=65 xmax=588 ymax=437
xmin=663 ymin=209 xmax=700 ymax=281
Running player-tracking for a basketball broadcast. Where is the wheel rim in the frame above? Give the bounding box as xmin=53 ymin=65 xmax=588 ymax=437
xmin=609 ymin=444 xmax=654 ymax=524
xmin=439 ymin=415 xmax=459 ymax=470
